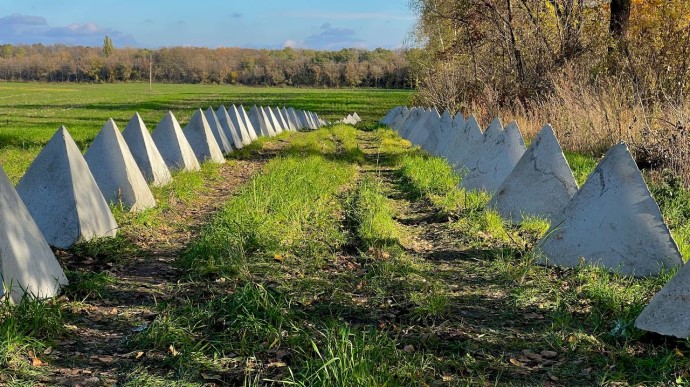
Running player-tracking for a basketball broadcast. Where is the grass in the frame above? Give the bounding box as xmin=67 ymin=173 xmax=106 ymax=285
xmin=0 ymin=82 xmax=412 ymax=182
xmin=4 ymin=82 xmax=690 ymax=384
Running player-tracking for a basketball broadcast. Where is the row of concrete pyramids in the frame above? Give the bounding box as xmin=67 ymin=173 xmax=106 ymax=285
xmin=339 ymin=112 xmax=362 ymax=125
xmin=0 ymin=105 xmax=325 ymax=304
xmin=382 ymin=106 xmax=690 ymax=338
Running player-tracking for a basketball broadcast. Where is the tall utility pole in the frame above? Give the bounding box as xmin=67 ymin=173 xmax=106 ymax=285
xmin=149 ymin=53 xmax=153 ymax=92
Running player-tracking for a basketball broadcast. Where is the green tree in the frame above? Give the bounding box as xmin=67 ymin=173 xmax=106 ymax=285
xmin=103 ymin=35 xmax=113 ymax=57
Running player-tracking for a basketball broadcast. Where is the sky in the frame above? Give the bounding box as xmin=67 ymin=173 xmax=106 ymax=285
xmin=0 ymin=0 xmax=416 ymax=50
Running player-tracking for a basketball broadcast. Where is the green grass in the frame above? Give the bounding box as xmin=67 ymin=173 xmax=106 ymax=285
xmin=347 ymin=176 xmax=398 ymax=249
xmin=0 ymin=83 xmax=411 ymax=183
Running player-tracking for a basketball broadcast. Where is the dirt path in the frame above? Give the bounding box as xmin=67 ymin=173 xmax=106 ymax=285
xmin=41 ymin=147 xmax=282 ymax=386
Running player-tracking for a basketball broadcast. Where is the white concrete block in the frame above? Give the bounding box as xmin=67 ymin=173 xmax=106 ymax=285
xmin=183 ymin=109 xmax=226 ymax=164
xmin=85 ymin=119 xmax=156 ymax=212
xmin=536 ymin=142 xmax=683 ymax=277
xmin=216 ymin=105 xmax=244 ymax=149
xmin=231 ymin=105 xmax=256 ymax=142
xmin=204 ymin=107 xmax=233 ymax=154
xmin=121 ymin=112 xmax=173 ymax=187
xmin=488 ymin=124 xmax=578 ymax=223
xmin=17 ymin=126 xmax=118 ymax=248
xmin=152 ymin=112 xmax=201 ymax=172
xmin=0 ymin=162 xmax=68 ymax=303
xmin=460 ymin=121 xmax=526 ymax=192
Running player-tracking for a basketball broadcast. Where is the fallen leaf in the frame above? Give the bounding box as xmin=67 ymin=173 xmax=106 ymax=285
xmin=269 ymin=361 xmax=287 ymax=368
xmin=135 ymin=351 xmax=145 ymax=360
xmin=169 ymin=345 xmax=180 ymax=357
xmin=403 ymin=345 xmax=415 ymax=353
xmin=31 ymin=357 xmax=43 ymax=367
xmin=442 ymin=375 xmax=454 ymax=382
xmin=509 ymin=358 xmax=524 ymax=367
xmin=273 ymin=254 xmax=285 ymax=262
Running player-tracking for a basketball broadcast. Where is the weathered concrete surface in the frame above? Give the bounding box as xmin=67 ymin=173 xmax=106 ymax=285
xmin=17 ymin=127 xmax=118 ymax=248
xmin=152 ymin=112 xmax=201 ymax=172
xmin=460 ymin=121 xmax=526 ymax=192
xmin=85 ymin=119 xmax=157 ymax=212
xmin=264 ymin=106 xmax=283 ymax=134
xmin=274 ymin=107 xmax=290 ymax=132
xmin=261 ymin=107 xmax=278 ymax=136
xmin=424 ymin=110 xmax=453 ymax=155
xmin=536 ymin=142 xmax=683 ymax=277
xmin=400 ymin=108 xmax=424 ymax=139
xmin=288 ymin=107 xmax=303 ymax=130
xmin=216 ymin=105 xmax=244 ymax=149
xmin=408 ymin=110 xmax=437 ymax=148
xmin=381 ymin=107 xmax=400 ymax=125
xmin=0 ymin=162 xmax=68 ymax=303
xmin=353 ymin=112 xmax=361 ymax=123
xmin=297 ymin=110 xmax=310 ymax=130
xmin=281 ymin=107 xmax=297 ymax=131
xmin=249 ymin=105 xmax=273 ymax=137
xmin=391 ymin=107 xmax=411 ymax=131
xmin=239 ymin=105 xmax=260 ymax=139
xmin=483 ymin=117 xmax=504 ymax=144
xmin=122 ymin=112 xmax=173 ymax=187
xmin=636 ymin=258 xmax=690 ymax=337
xmin=204 ymin=107 xmax=233 ymax=154
xmin=488 ymin=124 xmax=578 ymax=223
xmin=183 ymin=109 xmax=226 ymax=164
xmin=445 ymin=114 xmax=483 ymax=170
xmin=232 ymin=105 xmax=256 ymax=142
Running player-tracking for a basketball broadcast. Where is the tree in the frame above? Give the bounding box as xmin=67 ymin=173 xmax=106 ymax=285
xmin=609 ymin=0 xmax=631 ymax=42
xmin=103 ymin=35 xmax=113 ymax=57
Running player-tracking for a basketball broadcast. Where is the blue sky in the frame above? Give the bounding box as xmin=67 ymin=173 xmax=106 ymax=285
xmin=0 ymin=0 xmax=415 ymax=50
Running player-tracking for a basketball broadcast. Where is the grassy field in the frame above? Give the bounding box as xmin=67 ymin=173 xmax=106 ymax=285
xmin=0 ymin=82 xmax=412 ymax=182
xmin=2 ymin=84 xmax=690 ymax=385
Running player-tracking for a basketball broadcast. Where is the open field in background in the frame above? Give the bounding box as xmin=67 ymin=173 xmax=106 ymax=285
xmin=0 ymin=82 xmax=412 ymax=182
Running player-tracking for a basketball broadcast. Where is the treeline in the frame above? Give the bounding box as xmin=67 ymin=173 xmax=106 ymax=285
xmin=0 ymin=44 xmax=412 ymax=88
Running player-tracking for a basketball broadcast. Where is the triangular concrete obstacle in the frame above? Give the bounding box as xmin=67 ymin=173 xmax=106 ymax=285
xmin=636 ymin=258 xmax=690 ymax=337
xmin=353 ymin=112 xmax=361 ymax=123
xmin=424 ymin=110 xmax=452 ymax=155
xmin=152 ymin=112 xmax=201 ymax=172
xmin=265 ymin=107 xmax=283 ymax=134
xmin=274 ymin=107 xmax=290 ymax=132
xmin=536 ymin=142 xmax=683 ymax=277
xmin=0 ymin=162 xmax=68 ymax=303
xmin=483 ymin=117 xmax=503 ymax=143
xmin=249 ymin=105 xmax=272 ymax=137
xmin=183 ymin=109 xmax=226 ymax=164
xmin=231 ymin=105 xmax=256 ymax=142
xmin=281 ymin=107 xmax=297 ymax=131
xmin=204 ymin=107 xmax=233 ymax=154
xmin=487 ymin=124 xmax=578 ymax=223
xmin=121 ymin=112 xmax=173 ymax=187
xmin=85 ymin=119 xmax=156 ymax=212
xmin=460 ymin=121 xmax=526 ymax=192
xmin=443 ymin=114 xmax=482 ymax=169
xmin=216 ymin=105 xmax=244 ymax=149
xmin=16 ymin=126 xmax=118 ymax=248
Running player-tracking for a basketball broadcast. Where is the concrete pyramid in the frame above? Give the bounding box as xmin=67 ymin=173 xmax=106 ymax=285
xmin=380 ymin=107 xmax=397 ymax=125
xmin=444 ymin=114 xmax=483 ymax=169
xmin=274 ymin=107 xmax=290 ymax=132
xmin=636 ymin=258 xmax=690 ymax=337
xmin=249 ymin=105 xmax=272 ymax=137
xmin=261 ymin=107 xmax=279 ymax=136
xmin=487 ymin=124 xmax=578 ymax=223
xmin=460 ymin=121 xmax=526 ymax=192
xmin=121 ymin=112 xmax=173 ymax=187
xmin=281 ymin=107 xmax=297 ymax=131
xmin=353 ymin=112 xmax=361 ymax=123
xmin=216 ymin=105 xmax=244 ymax=150
xmin=152 ymin=111 xmax=201 ymax=172
xmin=483 ymin=117 xmax=503 ymax=143
xmin=0 ymin=163 xmax=68 ymax=303
xmin=204 ymin=107 xmax=233 ymax=154
xmin=299 ymin=110 xmax=311 ymax=129
xmin=536 ymin=142 xmax=683 ymax=277
xmin=409 ymin=110 xmax=437 ymax=147
xmin=265 ymin=107 xmax=283 ymax=133
xmin=183 ymin=109 xmax=226 ymax=164
xmin=85 ymin=119 xmax=157 ymax=212
xmin=287 ymin=107 xmax=302 ymax=130
xmin=16 ymin=127 xmax=118 ymax=249
xmin=391 ymin=107 xmax=411 ymax=131
xmin=313 ymin=112 xmax=322 ymax=128
xmin=399 ymin=108 xmax=421 ymax=138
xmin=231 ymin=105 xmax=255 ymax=142
xmin=239 ymin=105 xmax=260 ymax=139
xmin=424 ymin=110 xmax=452 ymax=155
